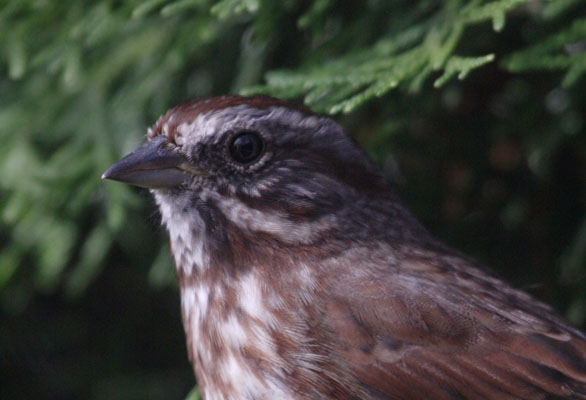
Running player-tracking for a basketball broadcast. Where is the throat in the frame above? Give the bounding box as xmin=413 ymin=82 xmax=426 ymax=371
xmin=154 ymin=191 xmax=211 ymax=276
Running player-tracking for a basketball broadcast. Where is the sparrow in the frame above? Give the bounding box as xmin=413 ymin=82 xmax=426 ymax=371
xmin=103 ymin=95 xmax=586 ymax=399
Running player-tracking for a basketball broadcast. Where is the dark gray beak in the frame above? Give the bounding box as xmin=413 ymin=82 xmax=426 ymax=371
xmin=102 ymin=136 xmax=189 ymax=189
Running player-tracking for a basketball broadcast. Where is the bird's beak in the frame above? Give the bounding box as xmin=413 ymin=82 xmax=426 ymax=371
xmin=102 ymin=136 xmax=190 ymax=189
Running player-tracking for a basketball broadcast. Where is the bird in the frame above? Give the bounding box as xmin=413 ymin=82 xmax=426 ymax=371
xmin=102 ymin=95 xmax=586 ymax=400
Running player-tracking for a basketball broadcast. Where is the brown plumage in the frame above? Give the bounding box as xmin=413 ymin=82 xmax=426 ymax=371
xmin=103 ymin=95 xmax=586 ymax=399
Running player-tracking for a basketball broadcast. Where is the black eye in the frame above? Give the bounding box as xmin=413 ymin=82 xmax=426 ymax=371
xmin=229 ymin=131 xmax=265 ymax=164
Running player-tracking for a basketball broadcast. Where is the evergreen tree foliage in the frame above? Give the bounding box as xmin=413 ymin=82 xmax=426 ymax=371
xmin=1 ymin=1 xmax=585 ymax=399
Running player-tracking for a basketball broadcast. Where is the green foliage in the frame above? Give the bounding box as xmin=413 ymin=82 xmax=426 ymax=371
xmin=1 ymin=1 xmax=585 ymax=399
xmin=184 ymin=386 xmax=202 ymax=400
xmin=503 ymin=17 xmax=586 ymax=87
xmin=245 ymin=0 xmax=529 ymax=113
xmin=211 ymin=0 xmax=260 ymax=19
xmin=247 ymin=0 xmax=586 ymax=113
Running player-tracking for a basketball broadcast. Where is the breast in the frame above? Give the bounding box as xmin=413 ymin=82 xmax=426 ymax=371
xmin=179 ymin=273 xmax=298 ymax=400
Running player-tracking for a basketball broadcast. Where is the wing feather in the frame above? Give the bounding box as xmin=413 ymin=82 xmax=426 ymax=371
xmin=325 ymin=254 xmax=586 ymax=399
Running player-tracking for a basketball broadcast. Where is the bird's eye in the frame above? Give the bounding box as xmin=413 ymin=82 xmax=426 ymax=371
xmin=229 ymin=131 xmax=265 ymax=164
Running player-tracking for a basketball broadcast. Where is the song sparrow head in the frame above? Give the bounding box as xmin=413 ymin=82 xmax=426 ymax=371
xmin=103 ymin=96 xmax=586 ymax=399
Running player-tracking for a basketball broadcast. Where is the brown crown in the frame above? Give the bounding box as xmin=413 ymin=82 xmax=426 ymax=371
xmin=148 ymin=95 xmax=314 ymax=142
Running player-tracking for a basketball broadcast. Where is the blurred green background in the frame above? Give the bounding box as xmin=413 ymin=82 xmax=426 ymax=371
xmin=1 ymin=1 xmax=585 ymax=399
